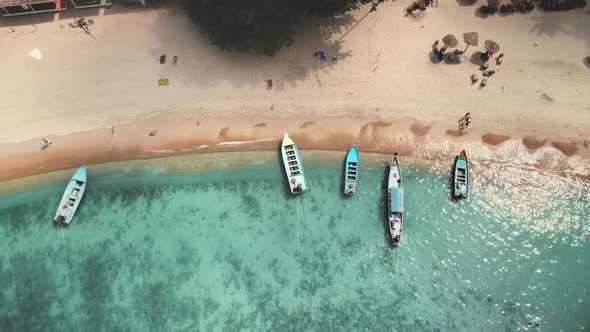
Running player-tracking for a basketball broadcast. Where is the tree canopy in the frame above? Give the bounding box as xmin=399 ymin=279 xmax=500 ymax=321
xmin=184 ymin=0 xmax=383 ymax=55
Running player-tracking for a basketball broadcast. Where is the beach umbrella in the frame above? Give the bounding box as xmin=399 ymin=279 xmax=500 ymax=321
xmin=442 ymin=34 xmax=459 ymax=48
xmin=484 ymin=39 xmax=500 ymax=54
xmin=463 ymin=32 xmax=478 ymax=52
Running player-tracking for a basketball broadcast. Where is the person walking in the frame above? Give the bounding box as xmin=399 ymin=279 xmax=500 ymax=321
xmin=41 ymin=138 xmax=53 ymax=150
xmin=172 ymin=56 xmax=178 ymax=66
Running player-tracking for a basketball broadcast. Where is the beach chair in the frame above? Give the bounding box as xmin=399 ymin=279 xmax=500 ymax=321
xmin=319 ymin=51 xmax=326 ymax=61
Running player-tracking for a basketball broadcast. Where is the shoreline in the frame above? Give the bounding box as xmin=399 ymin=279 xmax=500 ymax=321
xmin=1 ymin=112 xmax=588 ymax=183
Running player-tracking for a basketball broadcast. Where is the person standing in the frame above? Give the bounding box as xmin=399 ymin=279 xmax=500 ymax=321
xmin=41 ymin=138 xmax=53 ymax=150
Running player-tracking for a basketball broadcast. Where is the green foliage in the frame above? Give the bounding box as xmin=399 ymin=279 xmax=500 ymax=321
xmin=184 ymin=0 xmax=384 ymax=55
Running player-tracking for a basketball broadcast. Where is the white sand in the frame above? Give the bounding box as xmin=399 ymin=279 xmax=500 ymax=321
xmin=0 ymin=2 xmax=589 ymax=180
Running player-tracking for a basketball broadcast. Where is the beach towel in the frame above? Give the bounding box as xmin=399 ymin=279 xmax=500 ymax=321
xmin=319 ymin=51 xmax=326 ymax=60
xmin=158 ymin=79 xmax=169 ymax=86
xmin=159 ymin=55 xmax=166 ymax=64
xmin=29 ymin=49 xmax=42 ymax=61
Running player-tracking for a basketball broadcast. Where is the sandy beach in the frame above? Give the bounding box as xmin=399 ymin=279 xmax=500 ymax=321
xmin=1 ymin=1 xmax=589 ymax=181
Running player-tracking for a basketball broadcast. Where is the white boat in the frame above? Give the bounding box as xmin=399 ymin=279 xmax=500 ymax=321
xmin=281 ymin=133 xmax=307 ymax=194
xmin=53 ymin=166 xmax=87 ymax=225
xmin=388 ymin=153 xmax=404 ymax=247
xmin=452 ymin=150 xmax=469 ymax=199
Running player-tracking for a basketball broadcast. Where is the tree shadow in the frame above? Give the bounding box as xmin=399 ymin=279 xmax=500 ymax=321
xmin=335 ymin=10 xmax=372 ymax=42
xmin=0 ymin=3 xmax=156 ymax=28
xmin=150 ymin=8 xmax=355 ymax=91
xmin=529 ymin=8 xmax=590 ymax=47
xmin=584 ymin=56 xmax=590 ymax=69
xmin=0 ymin=12 xmax=56 ymax=28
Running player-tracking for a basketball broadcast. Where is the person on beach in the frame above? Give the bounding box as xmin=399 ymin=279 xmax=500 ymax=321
xmin=41 ymin=138 xmax=52 ymax=150
xmin=172 ymin=56 xmax=178 ymax=66
xmin=370 ymin=2 xmax=378 ymax=11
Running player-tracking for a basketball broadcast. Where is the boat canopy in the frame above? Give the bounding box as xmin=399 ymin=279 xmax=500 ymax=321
xmin=390 ymin=187 xmax=404 ymax=213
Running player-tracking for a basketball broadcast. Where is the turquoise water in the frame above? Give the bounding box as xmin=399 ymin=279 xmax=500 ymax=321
xmin=0 ymin=152 xmax=589 ymax=331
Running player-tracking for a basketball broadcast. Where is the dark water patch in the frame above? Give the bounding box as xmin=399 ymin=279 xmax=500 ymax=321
xmin=132 ymin=279 xmax=177 ymax=331
xmin=76 ymin=243 xmax=122 ymax=329
xmin=240 ymin=194 xmax=262 ymax=219
xmin=0 ymin=250 xmax=62 ymax=331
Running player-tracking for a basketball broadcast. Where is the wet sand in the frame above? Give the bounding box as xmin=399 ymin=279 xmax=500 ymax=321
xmin=1 ymin=113 xmax=588 ymax=182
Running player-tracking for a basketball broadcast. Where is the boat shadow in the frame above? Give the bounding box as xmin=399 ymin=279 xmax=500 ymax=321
xmin=379 ymin=162 xmax=396 ymax=248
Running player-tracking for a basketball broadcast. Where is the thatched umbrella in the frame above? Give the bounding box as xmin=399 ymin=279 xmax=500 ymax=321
xmin=484 ymin=39 xmax=500 ymax=54
xmin=442 ymin=34 xmax=459 ymax=48
xmin=463 ymin=32 xmax=478 ymax=52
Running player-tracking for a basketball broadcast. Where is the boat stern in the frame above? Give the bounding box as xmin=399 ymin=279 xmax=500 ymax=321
xmin=289 ymin=175 xmax=307 ymax=194
xmin=344 ymin=182 xmax=357 ymax=195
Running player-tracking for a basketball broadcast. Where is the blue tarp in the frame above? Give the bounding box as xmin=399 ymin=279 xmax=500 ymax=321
xmin=390 ymin=187 xmax=404 ymax=213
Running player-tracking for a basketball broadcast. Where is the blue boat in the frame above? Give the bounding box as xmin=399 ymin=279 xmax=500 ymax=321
xmin=452 ymin=150 xmax=469 ymax=199
xmin=281 ymin=133 xmax=307 ymax=195
xmin=344 ymin=144 xmax=360 ymax=195
xmin=388 ymin=153 xmax=404 ymax=247
xmin=53 ymin=166 xmax=87 ymax=225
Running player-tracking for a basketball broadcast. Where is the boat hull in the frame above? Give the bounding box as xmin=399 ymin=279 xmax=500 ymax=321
xmin=344 ymin=145 xmax=360 ymax=195
xmin=452 ymin=150 xmax=469 ymax=199
xmin=53 ymin=166 xmax=87 ymax=225
xmin=388 ymin=153 xmax=404 ymax=247
xmin=281 ymin=134 xmax=307 ymax=195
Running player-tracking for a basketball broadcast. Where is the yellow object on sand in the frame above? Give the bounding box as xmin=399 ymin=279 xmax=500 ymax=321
xmin=158 ymin=79 xmax=169 ymax=86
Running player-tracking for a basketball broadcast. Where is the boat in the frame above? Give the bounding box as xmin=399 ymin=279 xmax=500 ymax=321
xmin=452 ymin=150 xmax=469 ymax=199
xmin=388 ymin=153 xmax=404 ymax=247
xmin=53 ymin=166 xmax=87 ymax=225
xmin=281 ymin=133 xmax=307 ymax=194
xmin=344 ymin=144 xmax=360 ymax=195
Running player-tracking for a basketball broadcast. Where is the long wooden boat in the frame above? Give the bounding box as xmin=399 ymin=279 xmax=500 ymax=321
xmin=54 ymin=166 xmax=87 ymax=225
xmin=344 ymin=144 xmax=360 ymax=195
xmin=281 ymin=133 xmax=307 ymax=195
xmin=452 ymin=150 xmax=469 ymax=199
xmin=388 ymin=153 xmax=404 ymax=247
